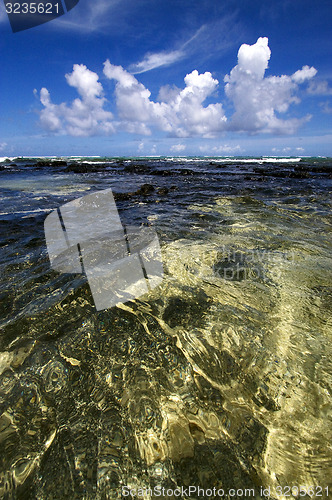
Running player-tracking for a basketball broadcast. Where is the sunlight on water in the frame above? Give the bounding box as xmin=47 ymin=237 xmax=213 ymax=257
xmin=157 ymin=197 xmax=332 ymax=496
xmin=0 ymin=158 xmax=331 ymax=498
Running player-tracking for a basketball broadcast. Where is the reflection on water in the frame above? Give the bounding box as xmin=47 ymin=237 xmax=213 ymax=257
xmin=0 ymin=158 xmax=331 ymax=499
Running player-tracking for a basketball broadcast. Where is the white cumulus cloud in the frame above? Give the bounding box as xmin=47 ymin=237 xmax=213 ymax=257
xmin=170 ymin=144 xmax=186 ymax=153
xmin=292 ymin=65 xmax=317 ymax=84
xmin=224 ymin=37 xmax=315 ymax=134
xmin=307 ymin=80 xmax=332 ymax=95
xmin=103 ymin=60 xmax=227 ymax=137
xmin=236 ymin=37 xmax=271 ymax=79
xmin=199 ymin=144 xmax=242 ymax=154
xmin=38 ymin=38 xmax=318 ymax=138
xmin=39 ymin=64 xmax=114 ymax=136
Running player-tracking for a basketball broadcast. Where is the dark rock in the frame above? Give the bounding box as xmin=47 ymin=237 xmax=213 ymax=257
xmin=65 ymin=163 xmax=105 ymax=173
xmin=270 ymin=170 xmax=289 ymax=178
xmin=289 ymin=170 xmax=311 ymax=179
xmin=253 ymin=168 xmax=290 ymax=178
xmin=135 ymin=183 xmax=155 ymax=195
xmin=162 ymin=292 xmax=211 ymax=329
xmin=252 ymin=387 xmax=281 ymax=411
xmin=294 ymin=164 xmax=310 ymax=172
xmin=157 ymin=187 xmax=169 ymax=195
xmin=179 ymin=168 xmax=195 ymax=176
xmin=151 ymin=169 xmax=173 ymax=176
xmin=113 ymin=184 xmax=155 ymax=202
xmin=113 ymin=192 xmax=134 ymax=201
xmin=151 ymin=168 xmax=194 ymax=176
xmin=65 ymin=163 xmax=90 ymax=173
xmin=52 ymin=160 xmax=68 ymax=166
xmin=37 ymin=160 xmax=67 ymax=167
xmin=244 ymin=175 xmax=265 ymax=182
xmin=237 ymin=417 xmax=269 ymax=459
xmin=311 ymin=164 xmax=332 ymax=173
xmin=124 ymin=163 xmax=152 ymax=174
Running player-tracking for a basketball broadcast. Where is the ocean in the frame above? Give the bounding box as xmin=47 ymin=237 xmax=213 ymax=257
xmin=0 ymin=156 xmax=331 ymax=499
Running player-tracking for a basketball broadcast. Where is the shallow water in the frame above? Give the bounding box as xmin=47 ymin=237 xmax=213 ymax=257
xmin=0 ymin=157 xmax=331 ymax=499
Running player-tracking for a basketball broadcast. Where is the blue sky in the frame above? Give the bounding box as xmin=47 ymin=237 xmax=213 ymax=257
xmin=0 ymin=0 xmax=331 ymax=157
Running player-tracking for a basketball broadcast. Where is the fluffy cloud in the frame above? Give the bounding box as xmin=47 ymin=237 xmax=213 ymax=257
xmin=170 ymin=144 xmax=186 ymax=153
xmin=236 ymin=36 xmax=271 ymax=79
xmin=39 ymin=64 xmax=114 ymax=136
xmin=307 ymin=80 xmax=332 ymax=95
xmin=104 ymin=60 xmax=227 ymax=137
xmin=224 ymin=37 xmax=315 ymax=134
xmin=199 ymin=144 xmax=242 ymax=154
xmin=292 ymin=65 xmax=317 ymax=84
xmin=272 ymin=146 xmax=304 ymax=154
xmin=319 ymin=101 xmax=332 ymax=114
xmin=38 ymin=38 xmax=317 ymax=138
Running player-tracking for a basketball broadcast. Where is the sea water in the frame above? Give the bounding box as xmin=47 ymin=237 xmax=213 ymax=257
xmin=0 ymin=157 xmax=331 ymax=498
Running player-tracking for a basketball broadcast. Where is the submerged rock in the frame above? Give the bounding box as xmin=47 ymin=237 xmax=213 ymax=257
xmin=38 ymin=160 xmax=67 ymax=167
xmin=113 ymin=183 xmax=156 ymax=201
xmin=157 ymin=187 xmax=169 ymax=195
xmin=124 ymin=163 xmax=152 ymax=174
xmin=151 ymin=168 xmax=195 ymax=176
xmin=310 ymin=164 xmax=332 ymax=173
xmin=289 ymin=170 xmax=311 ymax=178
xmin=136 ymin=183 xmax=155 ymax=195
xmin=65 ymin=163 xmax=106 ymax=173
xmin=162 ymin=291 xmax=211 ymax=329
xmin=113 ymin=191 xmax=135 ymax=202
